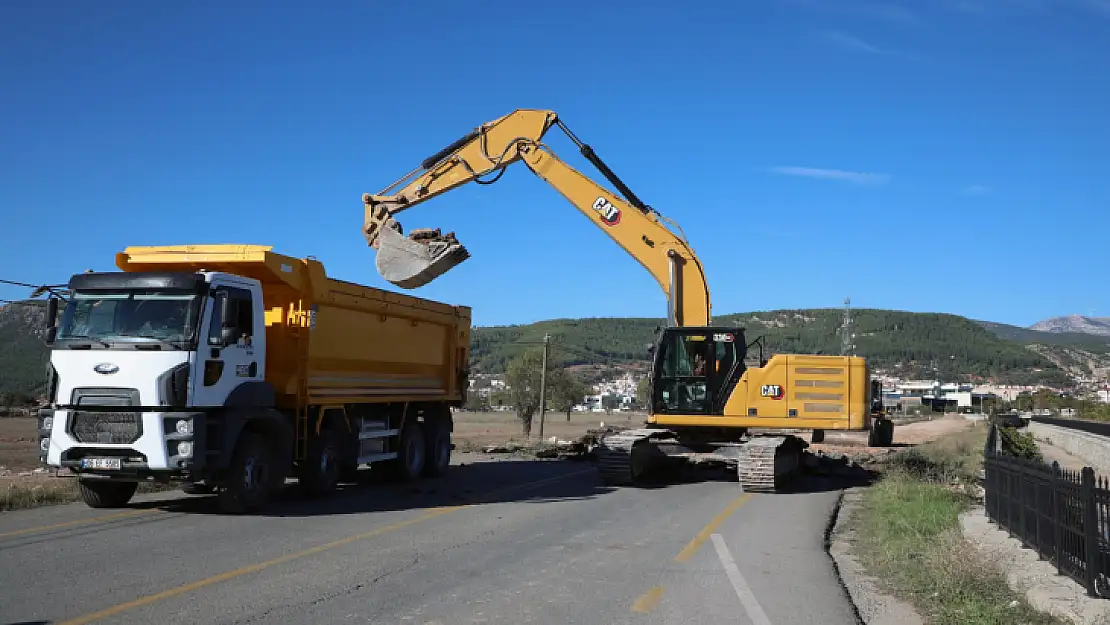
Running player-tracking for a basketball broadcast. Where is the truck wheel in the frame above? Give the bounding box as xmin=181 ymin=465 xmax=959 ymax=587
xmin=78 ymin=480 xmax=138 ymax=508
xmin=386 ymin=418 xmax=425 ymax=482
xmin=217 ymin=432 xmax=272 ymax=514
xmin=422 ymin=421 xmax=451 ymax=478
xmin=299 ymin=428 xmax=342 ymax=498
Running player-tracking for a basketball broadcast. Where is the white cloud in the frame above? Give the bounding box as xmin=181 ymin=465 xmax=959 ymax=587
xmin=961 ymin=184 xmax=992 ymax=196
xmin=769 ymin=166 xmax=891 ymax=185
xmin=824 ymin=31 xmax=899 ymax=55
xmin=781 ymin=0 xmax=922 ymax=25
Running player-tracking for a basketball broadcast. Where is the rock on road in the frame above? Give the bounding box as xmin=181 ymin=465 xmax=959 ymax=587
xmin=0 ymin=453 xmax=865 ymax=624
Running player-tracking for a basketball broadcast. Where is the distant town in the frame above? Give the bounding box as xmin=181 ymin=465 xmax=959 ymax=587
xmin=467 ymin=368 xmax=1110 ymax=415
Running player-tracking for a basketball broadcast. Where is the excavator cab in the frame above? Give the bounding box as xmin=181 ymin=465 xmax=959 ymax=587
xmin=650 ymin=327 xmax=746 ymax=416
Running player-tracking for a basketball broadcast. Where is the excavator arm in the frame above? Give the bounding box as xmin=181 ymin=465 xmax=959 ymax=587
xmin=362 ymin=109 xmax=711 ymax=327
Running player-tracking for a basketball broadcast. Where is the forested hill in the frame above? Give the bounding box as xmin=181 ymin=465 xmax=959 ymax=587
xmin=2 ymin=303 xmax=1100 ymax=397
xmin=0 ymin=300 xmax=50 ymax=397
xmin=470 ymin=308 xmax=1079 ymax=386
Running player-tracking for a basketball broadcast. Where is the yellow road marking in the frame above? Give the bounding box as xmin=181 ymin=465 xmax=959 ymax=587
xmin=56 ymin=468 xmax=594 ymax=625
xmin=631 ymin=586 xmax=665 ymax=613
xmin=0 ymin=509 xmax=159 ymax=539
xmin=673 ymin=493 xmax=751 ymax=563
xmin=631 ymin=492 xmax=753 ymax=612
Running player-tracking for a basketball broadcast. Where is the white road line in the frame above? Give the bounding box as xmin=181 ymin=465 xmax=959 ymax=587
xmin=711 ymin=533 xmax=773 ymax=625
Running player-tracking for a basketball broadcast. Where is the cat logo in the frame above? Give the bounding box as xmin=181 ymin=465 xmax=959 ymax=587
xmin=760 ymin=384 xmax=785 ymax=399
xmin=592 ymin=196 xmax=621 ymax=226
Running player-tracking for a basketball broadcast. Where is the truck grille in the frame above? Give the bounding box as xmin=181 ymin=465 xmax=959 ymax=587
xmin=68 ymin=387 xmax=143 ymax=444
xmin=71 ymin=411 xmax=142 ymax=444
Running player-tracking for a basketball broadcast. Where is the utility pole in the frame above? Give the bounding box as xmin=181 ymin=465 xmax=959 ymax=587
xmin=840 ymin=297 xmax=854 ymax=356
xmin=538 ymin=334 xmax=550 ymax=440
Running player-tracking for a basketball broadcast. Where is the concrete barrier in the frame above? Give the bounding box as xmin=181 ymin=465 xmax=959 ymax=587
xmin=1028 ymin=421 xmax=1110 ymax=475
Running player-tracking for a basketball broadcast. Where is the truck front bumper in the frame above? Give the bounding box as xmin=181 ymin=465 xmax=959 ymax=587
xmin=40 ymin=409 xmax=208 ymax=478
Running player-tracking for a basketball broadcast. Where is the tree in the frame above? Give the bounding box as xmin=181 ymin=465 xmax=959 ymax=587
xmin=636 ymin=377 xmax=650 ymax=408
xmin=506 ymin=348 xmax=545 ymax=436
xmin=602 ymin=394 xmax=620 ymax=416
xmin=466 ymin=389 xmax=490 ymax=411
xmin=548 ymin=368 xmax=589 ymax=422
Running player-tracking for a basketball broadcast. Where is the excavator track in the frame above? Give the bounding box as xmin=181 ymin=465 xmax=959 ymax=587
xmin=734 ymin=436 xmax=803 ymax=493
xmin=595 ymin=428 xmax=663 ymax=485
xmin=596 ymin=429 xmax=806 ymax=492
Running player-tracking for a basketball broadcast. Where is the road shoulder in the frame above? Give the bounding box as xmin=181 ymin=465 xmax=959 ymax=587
xmin=960 ymin=504 xmax=1110 ymax=625
xmin=827 ymin=487 xmax=924 ymax=625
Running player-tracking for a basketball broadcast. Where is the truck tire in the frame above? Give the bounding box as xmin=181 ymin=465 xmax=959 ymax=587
xmin=385 ymin=418 xmax=425 ymax=482
xmin=78 ymin=480 xmax=138 ymax=508
xmin=217 ymin=431 xmax=272 ymax=514
xmin=299 ymin=427 xmax=342 ymax=498
xmin=422 ymin=420 xmax=451 ymax=478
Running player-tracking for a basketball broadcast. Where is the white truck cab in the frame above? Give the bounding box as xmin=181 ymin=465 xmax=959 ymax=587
xmin=38 ymin=269 xmax=281 ymax=508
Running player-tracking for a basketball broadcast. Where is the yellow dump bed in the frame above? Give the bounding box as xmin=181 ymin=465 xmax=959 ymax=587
xmin=115 ymin=244 xmax=472 ymax=409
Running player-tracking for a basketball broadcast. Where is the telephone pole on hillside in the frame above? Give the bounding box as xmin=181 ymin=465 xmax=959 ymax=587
xmin=537 ymin=334 xmax=550 ymax=440
xmin=840 ymin=297 xmax=855 ymax=356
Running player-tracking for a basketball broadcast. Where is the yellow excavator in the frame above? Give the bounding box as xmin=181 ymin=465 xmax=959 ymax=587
xmin=361 ymin=109 xmax=894 ymax=492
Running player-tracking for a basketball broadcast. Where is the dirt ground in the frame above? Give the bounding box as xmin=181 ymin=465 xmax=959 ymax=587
xmin=807 ymin=413 xmax=975 ymax=461
xmin=0 ymin=416 xmax=38 ymax=473
xmin=451 ymin=409 xmax=639 ymax=449
xmin=0 ymin=411 xmax=973 ymax=474
xmin=0 ymin=411 xmax=972 ymax=506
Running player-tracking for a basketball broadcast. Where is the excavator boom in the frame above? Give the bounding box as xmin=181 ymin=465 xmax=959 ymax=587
xmin=362 ymin=108 xmax=711 ymax=326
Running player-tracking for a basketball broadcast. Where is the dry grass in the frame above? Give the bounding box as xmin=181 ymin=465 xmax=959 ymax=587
xmin=853 ymin=422 xmax=1063 ymax=625
xmin=1 ymin=477 xmax=179 ymax=512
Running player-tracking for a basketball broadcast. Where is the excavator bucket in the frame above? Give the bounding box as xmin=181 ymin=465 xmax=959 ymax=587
xmin=374 ymin=224 xmax=471 ymax=289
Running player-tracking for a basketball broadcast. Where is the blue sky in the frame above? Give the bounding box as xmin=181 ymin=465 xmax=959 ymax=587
xmin=1 ymin=0 xmax=1107 ymax=328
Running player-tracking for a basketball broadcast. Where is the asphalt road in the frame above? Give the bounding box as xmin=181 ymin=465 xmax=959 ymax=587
xmin=0 ymin=454 xmax=867 ymax=625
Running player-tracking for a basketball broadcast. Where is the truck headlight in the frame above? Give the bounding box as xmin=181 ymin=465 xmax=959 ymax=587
xmin=175 ymin=419 xmax=192 ymax=436
xmin=177 ymin=441 xmax=192 ymax=457
xmin=43 ymin=416 xmax=53 ymax=431
xmin=40 ymin=437 xmax=50 ymax=452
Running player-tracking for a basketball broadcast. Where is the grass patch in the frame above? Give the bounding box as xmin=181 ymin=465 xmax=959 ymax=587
xmin=2 ymin=477 xmax=180 ymax=512
xmin=852 ymin=423 xmax=1062 ymax=625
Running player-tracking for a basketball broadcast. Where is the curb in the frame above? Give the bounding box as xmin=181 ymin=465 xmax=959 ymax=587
xmin=826 ymin=487 xmax=924 ymax=625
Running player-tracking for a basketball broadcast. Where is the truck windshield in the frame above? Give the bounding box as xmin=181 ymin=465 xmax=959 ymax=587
xmin=57 ymin=290 xmax=203 ymax=346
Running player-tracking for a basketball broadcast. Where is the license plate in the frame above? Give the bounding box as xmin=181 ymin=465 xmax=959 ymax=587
xmin=81 ymin=457 xmax=122 ymax=470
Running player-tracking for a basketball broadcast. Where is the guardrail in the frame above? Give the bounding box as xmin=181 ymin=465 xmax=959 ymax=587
xmin=983 ymin=423 xmax=1110 ymax=598
xmin=1031 ymin=415 xmax=1110 ymax=438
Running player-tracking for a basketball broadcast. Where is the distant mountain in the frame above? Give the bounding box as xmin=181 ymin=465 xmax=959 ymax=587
xmin=1029 ymin=315 xmax=1110 ymax=337
xmin=976 ymin=319 xmax=1110 ymax=382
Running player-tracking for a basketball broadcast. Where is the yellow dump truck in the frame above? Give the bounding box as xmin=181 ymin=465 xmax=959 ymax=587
xmin=37 ymin=244 xmax=471 ymax=514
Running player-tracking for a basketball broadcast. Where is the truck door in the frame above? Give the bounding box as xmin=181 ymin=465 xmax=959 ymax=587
xmin=192 ymin=285 xmax=263 ymax=407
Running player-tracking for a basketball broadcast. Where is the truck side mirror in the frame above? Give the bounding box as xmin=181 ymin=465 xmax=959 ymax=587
xmin=44 ymin=297 xmax=59 ymax=345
